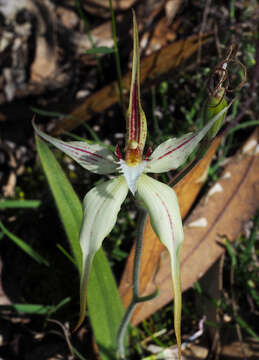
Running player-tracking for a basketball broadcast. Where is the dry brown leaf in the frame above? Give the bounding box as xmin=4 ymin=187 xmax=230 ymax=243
xmin=182 ymin=344 xmax=208 ymax=359
xmin=28 ymin=0 xmax=58 ymax=83
xmin=83 ymin=0 xmax=136 ymax=14
xmin=56 ymin=6 xmax=79 ymax=29
xmin=220 ymin=338 xmax=259 ymax=359
xmin=119 ymin=135 xmax=222 ymax=311
xmin=142 ymin=17 xmax=181 ymax=55
xmin=165 ymin=0 xmax=183 ymax=23
xmin=67 ymin=0 xmax=137 ymax=18
xmin=121 ymin=129 xmax=259 ymax=325
xmin=52 ymin=33 xmax=211 ymax=134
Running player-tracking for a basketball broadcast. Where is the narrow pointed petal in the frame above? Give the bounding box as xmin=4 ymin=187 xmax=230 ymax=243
xmin=33 ymin=121 xmax=118 ymax=174
xmin=137 ymin=174 xmax=184 ymax=356
xmin=145 ymin=103 xmax=232 ymax=173
xmin=75 ymin=176 xmax=128 ymax=330
xmin=125 ymin=11 xmax=147 ymax=160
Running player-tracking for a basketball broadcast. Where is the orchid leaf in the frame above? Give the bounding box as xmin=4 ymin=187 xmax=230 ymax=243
xmin=88 ymin=249 xmax=126 ymax=360
xmin=36 ymin=136 xmax=83 ymax=271
xmin=137 ymin=174 xmax=184 ymax=357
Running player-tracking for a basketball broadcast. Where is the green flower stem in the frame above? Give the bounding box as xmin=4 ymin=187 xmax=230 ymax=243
xmin=116 ymin=300 xmax=135 ymax=359
xmin=116 ymin=208 xmax=158 ymax=359
xmin=109 ymin=0 xmax=125 ymax=116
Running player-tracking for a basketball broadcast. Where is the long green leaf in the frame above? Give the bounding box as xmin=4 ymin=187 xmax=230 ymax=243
xmin=0 ymin=221 xmax=49 ymax=266
xmin=87 ymin=249 xmax=126 ymax=360
xmin=36 ymin=136 xmax=82 ymax=271
xmin=35 ymin=136 xmax=125 ymax=359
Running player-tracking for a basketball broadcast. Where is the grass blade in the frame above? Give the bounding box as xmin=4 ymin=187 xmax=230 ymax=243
xmin=0 ymin=297 xmax=70 ymax=315
xmin=0 ymin=221 xmax=49 ymax=266
xmin=236 ymin=315 xmax=259 ymax=340
xmin=0 ymin=199 xmax=41 ymax=209
xmin=86 ymin=47 xmax=114 ymax=55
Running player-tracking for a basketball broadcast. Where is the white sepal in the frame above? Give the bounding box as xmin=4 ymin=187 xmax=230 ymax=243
xmin=119 ymin=160 xmax=147 ymax=195
xmin=33 ymin=121 xmax=118 ymax=174
xmin=145 ymin=103 xmax=232 ymax=173
xmin=137 ymin=174 xmax=184 ymax=353
xmin=75 ymin=176 xmax=128 ymax=330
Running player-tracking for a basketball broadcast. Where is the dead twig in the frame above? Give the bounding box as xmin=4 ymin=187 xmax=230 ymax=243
xmin=47 ymin=319 xmax=75 ymax=360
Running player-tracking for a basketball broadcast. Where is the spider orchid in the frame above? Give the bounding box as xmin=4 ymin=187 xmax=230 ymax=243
xmin=33 ymin=13 xmax=230 ymax=356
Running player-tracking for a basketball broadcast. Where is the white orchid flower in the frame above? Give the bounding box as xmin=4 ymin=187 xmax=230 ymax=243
xmin=33 ymin=12 xmax=230 ymax=355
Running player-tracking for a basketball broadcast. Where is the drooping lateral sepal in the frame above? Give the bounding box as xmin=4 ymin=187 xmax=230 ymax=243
xmin=125 ymin=11 xmax=147 ymax=159
xmin=74 ymin=176 xmax=128 ymax=330
xmin=145 ymin=102 xmax=232 ymax=173
xmin=137 ymin=174 xmax=184 ymax=357
xmin=33 ymin=121 xmax=118 ymax=174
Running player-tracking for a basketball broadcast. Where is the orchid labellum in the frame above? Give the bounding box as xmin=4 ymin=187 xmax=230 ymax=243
xmin=34 ymin=12 xmax=230 ymax=357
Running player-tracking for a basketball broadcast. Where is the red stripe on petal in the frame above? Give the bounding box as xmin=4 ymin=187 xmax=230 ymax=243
xmin=63 ymin=144 xmax=104 ymax=160
xmin=155 ymin=192 xmax=175 ymax=245
xmin=157 ymin=134 xmax=196 ymax=160
xmin=130 ymin=81 xmax=140 ymax=143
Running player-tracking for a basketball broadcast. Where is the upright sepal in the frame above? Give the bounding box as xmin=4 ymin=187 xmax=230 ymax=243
xmin=75 ymin=176 xmax=128 ymax=330
xmin=145 ymin=102 xmax=232 ymax=173
xmin=137 ymin=174 xmax=184 ymax=357
xmin=125 ymin=11 xmax=147 ymax=165
xmin=33 ymin=121 xmax=118 ymax=174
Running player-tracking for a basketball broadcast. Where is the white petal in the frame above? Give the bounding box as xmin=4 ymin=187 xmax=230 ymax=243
xmin=76 ymin=176 xmax=128 ymax=329
xmin=119 ymin=160 xmax=147 ymax=195
xmin=145 ymin=103 xmax=232 ymax=173
xmin=33 ymin=121 xmax=118 ymax=174
xmin=137 ymin=174 xmax=184 ymax=350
